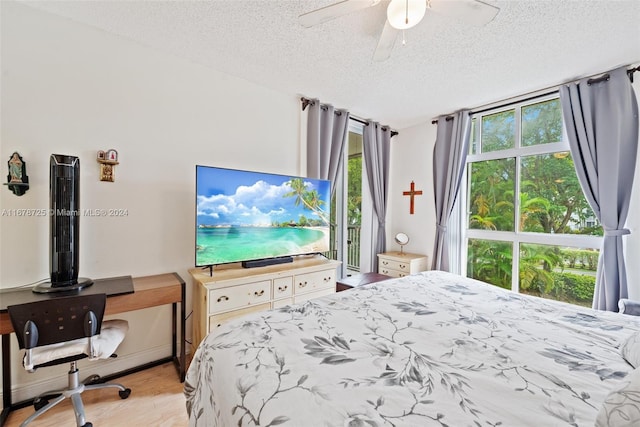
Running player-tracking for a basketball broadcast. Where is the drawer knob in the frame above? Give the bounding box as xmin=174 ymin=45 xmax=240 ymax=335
xmin=299 ymin=281 xmax=308 ymax=288
xmin=254 ymin=289 xmax=265 ymax=297
xmin=278 ymin=285 xmax=288 ymax=291
xmin=382 ymin=261 xmax=389 ymax=266
xmin=217 ymin=295 xmax=229 ymax=302
xmin=399 ymin=264 xmax=406 ymax=269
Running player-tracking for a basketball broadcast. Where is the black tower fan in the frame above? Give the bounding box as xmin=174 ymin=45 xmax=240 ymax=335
xmin=33 ymin=154 xmax=93 ymax=293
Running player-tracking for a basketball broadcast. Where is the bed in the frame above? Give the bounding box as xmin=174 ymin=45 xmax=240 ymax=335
xmin=185 ymin=270 xmax=640 ymax=426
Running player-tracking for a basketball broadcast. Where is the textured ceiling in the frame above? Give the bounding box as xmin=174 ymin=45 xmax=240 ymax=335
xmin=20 ymin=0 xmax=640 ymax=129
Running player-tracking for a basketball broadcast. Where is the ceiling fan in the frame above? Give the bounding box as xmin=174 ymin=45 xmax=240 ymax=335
xmin=299 ymin=0 xmax=500 ymax=61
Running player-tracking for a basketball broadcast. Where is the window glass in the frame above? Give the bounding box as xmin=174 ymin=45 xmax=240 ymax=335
xmin=467 ymin=239 xmax=513 ymax=290
xmin=519 ymin=243 xmax=598 ymax=307
xmin=468 ymin=158 xmax=515 ymax=231
xmin=328 ymin=128 xmax=365 ymax=277
xmin=520 ymin=152 xmax=601 ymax=235
xmin=522 ymin=99 xmax=563 ymax=147
xmin=346 ymin=144 xmax=362 ymax=271
xmin=481 ymin=110 xmax=515 ymax=152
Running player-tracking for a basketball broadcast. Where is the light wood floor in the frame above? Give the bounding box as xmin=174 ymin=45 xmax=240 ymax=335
xmin=5 ymin=362 xmax=188 ymax=427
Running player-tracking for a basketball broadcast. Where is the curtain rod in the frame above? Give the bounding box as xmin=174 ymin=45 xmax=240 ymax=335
xmin=431 ymin=116 xmax=454 ymax=125
xmin=630 ymin=65 xmax=640 ymax=82
xmin=300 ymin=97 xmax=398 ymax=137
xmin=348 ymin=115 xmax=399 ymax=138
xmin=588 ymin=65 xmax=640 ymax=85
xmin=431 ymin=63 xmax=640 ymax=124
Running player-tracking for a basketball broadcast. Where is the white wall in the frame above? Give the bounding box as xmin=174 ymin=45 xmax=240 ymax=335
xmin=387 ymin=121 xmax=437 ymax=259
xmin=0 ymin=1 xmax=300 ymax=401
xmin=390 ymin=82 xmax=640 ymax=298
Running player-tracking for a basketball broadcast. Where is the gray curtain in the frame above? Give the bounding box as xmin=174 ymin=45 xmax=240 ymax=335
xmin=559 ymin=66 xmax=639 ymax=311
xmin=363 ymin=121 xmax=391 ymax=271
xmin=431 ymin=111 xmax=472 ymax=272
xmin=306 ymin=100 xmax=350 ymax=194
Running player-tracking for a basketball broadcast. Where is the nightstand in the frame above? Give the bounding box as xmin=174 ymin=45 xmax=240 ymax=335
xmin=377 ymin=252 xmax=429 ymax=278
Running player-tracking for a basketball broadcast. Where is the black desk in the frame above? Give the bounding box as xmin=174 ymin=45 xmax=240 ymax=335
xmin=0 ymin=275 xmax=135 ymax=310
xmin=0 ymin=273 xmax=185 ymax=426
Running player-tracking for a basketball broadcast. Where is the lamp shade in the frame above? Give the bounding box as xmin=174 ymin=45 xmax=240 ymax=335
xmin=387 ymin=0 xmax=426 ymax=30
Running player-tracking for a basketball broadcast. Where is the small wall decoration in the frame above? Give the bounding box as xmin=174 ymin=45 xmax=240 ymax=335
xmin=97 ymin=149 xmax=119 ymax=182
xmin=4 ymin=152 xmax=29 ymax=196
xmin=402 ymin=181 xmax=423 ymax=214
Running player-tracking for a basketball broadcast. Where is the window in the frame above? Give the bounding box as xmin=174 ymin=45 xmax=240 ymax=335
xmin=463 ymin=95 xmax=602 ymax=306
xmin=327 ymin=122 xmax=369 ymax=277
xmin=346 ymin=132 xmax=363 ymax=273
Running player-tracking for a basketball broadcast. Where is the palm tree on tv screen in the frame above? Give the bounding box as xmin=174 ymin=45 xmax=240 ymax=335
xmin=284 ymin=178 xmax=328 ymax=225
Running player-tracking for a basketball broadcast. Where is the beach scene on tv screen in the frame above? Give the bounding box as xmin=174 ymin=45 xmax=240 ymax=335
xmin=196 ymin=167 xmax=331 ymax=266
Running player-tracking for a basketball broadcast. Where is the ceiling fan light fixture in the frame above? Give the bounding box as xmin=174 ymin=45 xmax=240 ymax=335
xmin=387 ymin=0 xmax=427 ymax=30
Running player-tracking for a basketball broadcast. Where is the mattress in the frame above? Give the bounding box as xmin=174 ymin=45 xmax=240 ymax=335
xmin=185 ymin=270 xmax=640 ymax=426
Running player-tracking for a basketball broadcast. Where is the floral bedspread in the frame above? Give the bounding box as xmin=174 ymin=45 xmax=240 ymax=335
xmin=185 ymin=271 xmax=640 ymax=426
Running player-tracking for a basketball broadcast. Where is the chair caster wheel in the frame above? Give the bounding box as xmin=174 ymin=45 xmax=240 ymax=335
xmin=119 ymin=388 xmax=131 ymax=399
xmin=81 ymin=423 xmax=93 ymax=427
xmin=34 ymin=398 xmax=48 ymax=411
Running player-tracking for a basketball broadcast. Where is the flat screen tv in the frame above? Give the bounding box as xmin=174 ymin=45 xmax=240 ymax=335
xmin=196 ymin=165 xmax=331 ymax=268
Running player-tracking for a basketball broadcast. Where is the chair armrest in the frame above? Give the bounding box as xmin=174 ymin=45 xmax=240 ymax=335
xmin=23 ymin=320 xmax=39 ymax=371
xmin=84 ymin=311 xmax=98 ymax=358
xmin=619 ymin=299 xmax=640 ymax=316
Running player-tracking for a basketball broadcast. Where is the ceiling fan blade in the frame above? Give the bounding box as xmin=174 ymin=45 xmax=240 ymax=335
xmin=299 ymin=0 xmax=381 ymax=28
xmin=373 ymin=20 xmax=399 ymax=62
xmin=429 ymin=0 xmax=500 ymax=26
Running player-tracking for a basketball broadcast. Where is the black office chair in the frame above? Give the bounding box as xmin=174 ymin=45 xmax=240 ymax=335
xmin=8 ymin=293 xmax=131 ymax=427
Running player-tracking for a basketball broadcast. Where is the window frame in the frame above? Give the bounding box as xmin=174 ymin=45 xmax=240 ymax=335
xmin=331 ymin=120 xmax=371 ymax=278
xmin=461 ymin=93 xmax=602 ymax=293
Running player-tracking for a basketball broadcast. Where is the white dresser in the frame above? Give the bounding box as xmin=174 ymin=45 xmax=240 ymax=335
xmin=377 ymin=252 xmax=429 ymax=278
xmin=190 ymin=255 xmax=341 ymax=349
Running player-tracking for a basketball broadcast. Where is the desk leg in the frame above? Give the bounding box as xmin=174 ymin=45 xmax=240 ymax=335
xmin=1 ymin=333 xmax=11 ymax=426
xmin=180 ymin=295 xmax=185 ymax=382
xmin=171 ymin=301 xmax=186 ymax=383
xmin=171 ymin=302 xmax=177 ymax=364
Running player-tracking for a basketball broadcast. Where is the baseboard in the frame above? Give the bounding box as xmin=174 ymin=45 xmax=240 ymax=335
xmin=4 ymin=344 xmax=179 ymax=404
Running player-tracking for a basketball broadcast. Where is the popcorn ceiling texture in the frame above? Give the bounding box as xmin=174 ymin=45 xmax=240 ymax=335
xmin=20 ymin=0 xmax=640 ymax=129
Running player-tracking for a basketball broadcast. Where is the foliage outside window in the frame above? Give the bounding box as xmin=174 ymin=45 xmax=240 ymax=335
xmin=347 ymin=155 xmax=362 ymax=226
xmin=464 ymin=96 xmax=602 ymax=306
xmin=328 ymin=131 xmax=363 ymax=273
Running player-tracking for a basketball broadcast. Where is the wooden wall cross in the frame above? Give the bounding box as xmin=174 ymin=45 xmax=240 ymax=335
xmin=402 ymin=181 xmax=423 ymax=214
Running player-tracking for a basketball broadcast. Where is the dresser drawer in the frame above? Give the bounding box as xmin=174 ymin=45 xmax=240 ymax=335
xmin=209 ymin=280 xmax=271 ymax=314
xmin=294 ymin=269 xmax=335 ymax=295
xmin=379 ymin=268 xmax=406 ymax=278
xmin=208 ymin=303 xmax=271 ymax=330
xmin=190 ymin=257 xmax=342 ymax=350
xmin=378 ymin=258 xmax=411 ymax=273
xmin=377 ymin=252 xmax=428 ymax=278
xmin=273 ymin=276 xmax=293 ymax=300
